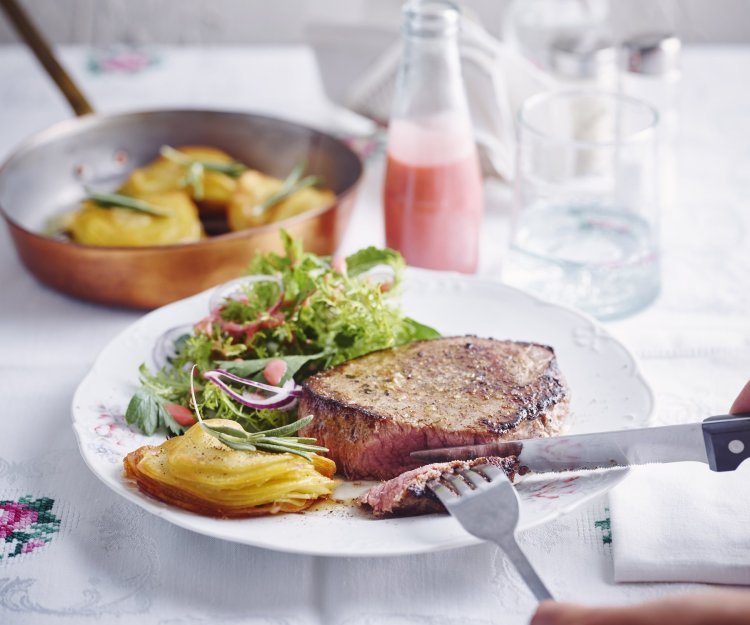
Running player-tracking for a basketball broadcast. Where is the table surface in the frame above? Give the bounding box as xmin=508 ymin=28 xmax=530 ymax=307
xmin=1 ymin=44 xmax=749 ymax=625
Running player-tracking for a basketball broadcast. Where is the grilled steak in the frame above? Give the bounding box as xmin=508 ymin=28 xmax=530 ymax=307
xmin=299 ymin=336 xmax=568 ymax=480
xmin=359 ymin=456 xmax=520 ymax=517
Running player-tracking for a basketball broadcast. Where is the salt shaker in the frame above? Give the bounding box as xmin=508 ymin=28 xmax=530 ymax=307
xmin=383 ymin=0 xmax=483 ymax=274
xmin=547 ymin=33 xmax=619 ymax=154
xmin=621 ymin=33 xmax=681 ymax=208
xmin=621 ymin=33 xmax=681 ymax=116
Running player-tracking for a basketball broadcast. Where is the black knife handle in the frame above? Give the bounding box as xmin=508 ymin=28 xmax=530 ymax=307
xmin=702 ymin=413 xmax=750 ymax=471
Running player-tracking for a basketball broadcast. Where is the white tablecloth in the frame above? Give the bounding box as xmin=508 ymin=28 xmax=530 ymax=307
xmin=1 ymin=45 xmax=749 ymax=625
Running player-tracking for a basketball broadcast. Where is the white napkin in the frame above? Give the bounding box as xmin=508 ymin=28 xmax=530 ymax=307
xmin=609 ymin=461 xmax=750 ymax=584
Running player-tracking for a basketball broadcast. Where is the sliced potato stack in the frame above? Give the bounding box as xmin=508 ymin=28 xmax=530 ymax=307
xmin=124 ymin=419 xmax=336 ymax=517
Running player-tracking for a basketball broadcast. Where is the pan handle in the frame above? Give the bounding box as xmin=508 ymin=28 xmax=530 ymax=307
xmin=1 ymin=0 xmax=95 ymax=117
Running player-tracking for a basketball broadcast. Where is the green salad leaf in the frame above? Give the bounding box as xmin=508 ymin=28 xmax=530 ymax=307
xmin=345 ymin=246 xmax=405 ymax=280
xmin=125 ymin=388 xmax=186 ymax=436
xmin=398 ymin=317 xmax=442 ymax=343
xmin=126 ymin=232 xmax=440 ymax=437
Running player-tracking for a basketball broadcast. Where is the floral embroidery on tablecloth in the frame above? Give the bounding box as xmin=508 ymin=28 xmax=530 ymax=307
xmin=87 ymin=46 xmax=160 ymax=74
xmin=0 ymin=497 xmax=61 ymax=559
xmin=594 ymin=508 xmax=613 ymax=545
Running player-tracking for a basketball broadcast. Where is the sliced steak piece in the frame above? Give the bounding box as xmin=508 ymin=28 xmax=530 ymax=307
xmin=359 ymin=456 xmax=520 ymax=517
xmin=299 ymin=336 xmax=568 ymax=480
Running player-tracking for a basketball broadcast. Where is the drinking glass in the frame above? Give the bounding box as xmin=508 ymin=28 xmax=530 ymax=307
xmin=505 ymin=90 xmax=660 ymax=320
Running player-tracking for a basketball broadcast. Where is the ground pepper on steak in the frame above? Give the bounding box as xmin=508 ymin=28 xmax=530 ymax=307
xmin=299 ymin=336 xmax=569 ymax=480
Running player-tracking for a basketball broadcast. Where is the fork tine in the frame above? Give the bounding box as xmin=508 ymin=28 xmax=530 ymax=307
xmin=460 ymin=469 xmax=488 ymax=488
xmin=442 ymin=472 xmax=474 ymax=496
xmin=475 ymin=464 xmax=504 ymax=481
xmin=429 ymin=480 xmax=455 ymax=501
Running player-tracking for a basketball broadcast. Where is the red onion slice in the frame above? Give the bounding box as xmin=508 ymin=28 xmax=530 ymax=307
xmin=151 ymin=324 xmax=193 ymax=369
xmin=203 ymin=368 xmax=302 ymax=411
xmin=206 ymin=368 xmax=302 ymax=396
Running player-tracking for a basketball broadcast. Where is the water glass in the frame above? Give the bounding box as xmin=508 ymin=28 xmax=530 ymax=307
xmin=505 ymin=90 xmax=660 ymax=320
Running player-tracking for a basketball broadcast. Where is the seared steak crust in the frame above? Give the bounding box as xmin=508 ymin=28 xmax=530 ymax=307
xmin=358 ymin=456 xmax=520 ymax=517
xmin=299 ymin=336 xmax=569 ymax=480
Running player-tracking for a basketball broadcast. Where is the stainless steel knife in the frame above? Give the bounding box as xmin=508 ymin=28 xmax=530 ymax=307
xmin=409 ymin=413 xmax=750 ymax=473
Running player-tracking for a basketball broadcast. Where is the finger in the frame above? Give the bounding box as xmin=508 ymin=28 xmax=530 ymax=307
xmin=729 ymin=379 xmax=750 ymax=414
xmin=530 ymin=602 xmax=655 ymax=625
xmin=530 ymin=601 xmax=581 ymax=625
xmin=530 ymin=592 xmax=750 ymax=625
xmin=529 ymin=602 xmax=652 ymax=625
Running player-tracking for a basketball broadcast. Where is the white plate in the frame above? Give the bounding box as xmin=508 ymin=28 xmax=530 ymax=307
xmin=72 ymin=268 xmax=653 ymax=557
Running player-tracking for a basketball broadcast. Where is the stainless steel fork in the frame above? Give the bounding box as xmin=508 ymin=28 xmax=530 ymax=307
xmin=430 ymin=464 xmax=553 ymax=602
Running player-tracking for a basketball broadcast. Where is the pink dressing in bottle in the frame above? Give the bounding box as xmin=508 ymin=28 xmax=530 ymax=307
xmin=383 ymin=1 xmax=484 ymax=273
xmin=384 ymin=114 xmax=483 ymax=273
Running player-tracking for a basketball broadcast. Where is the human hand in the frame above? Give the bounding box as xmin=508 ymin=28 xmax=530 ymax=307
xmin=530 ymin=379 xmax=750 ymax=625
xmin=530 ymin=591 xmax=750 ymax=625
xmin=729 ymin=379 xmax=750 ymax=415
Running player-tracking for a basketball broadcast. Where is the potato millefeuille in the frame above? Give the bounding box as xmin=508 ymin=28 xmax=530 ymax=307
xmin=124 ymin=419 xmax=336 ymax=518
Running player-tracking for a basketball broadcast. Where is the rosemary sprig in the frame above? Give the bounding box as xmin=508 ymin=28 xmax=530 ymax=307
xmin=160 ymin=145 xmax=247 ymax=201
xmin=160 ymin=145 xmax=247 ymax=177
xmin=183 ymin=161 xmax=205 ymax=201
xmin=189 ymin=366 xmax=327 ymax=461
xmin=86 ymin=189 xmax=167 ymax=217
xmin=255 ymin=160 xmax=322 ymax=216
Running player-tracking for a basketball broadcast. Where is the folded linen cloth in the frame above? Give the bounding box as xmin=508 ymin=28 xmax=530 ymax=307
xmin=609 ymin=460 xmax=750 ymax=584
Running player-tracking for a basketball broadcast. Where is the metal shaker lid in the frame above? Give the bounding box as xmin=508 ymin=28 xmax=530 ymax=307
xmin=622 ymin=33 xmax=681 ymax=76
xmin=549 ymin=32 xmax=617 ymax=80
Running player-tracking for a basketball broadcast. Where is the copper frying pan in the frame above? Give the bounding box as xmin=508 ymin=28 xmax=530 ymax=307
xmin=0 ymin=0 xmax=363 ymax=309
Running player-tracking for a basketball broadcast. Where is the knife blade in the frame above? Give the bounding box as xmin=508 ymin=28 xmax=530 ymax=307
xmin=409 ymin=413 xmax=750 ymax=473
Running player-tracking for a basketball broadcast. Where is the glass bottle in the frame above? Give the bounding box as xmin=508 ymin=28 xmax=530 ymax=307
xmin=383 ymin=0 xmax=483 ymax=274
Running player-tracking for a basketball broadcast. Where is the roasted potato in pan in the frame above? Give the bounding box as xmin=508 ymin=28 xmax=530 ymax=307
xmin=227 ymin=170 xmax=335 ymax=231
xmin=119 ymin=146 xmax=238 ymax=216
xmin=60 ymin=145 xmax=334 ymax=247
xmin=68 ymin=190 xmax=203 ymax=247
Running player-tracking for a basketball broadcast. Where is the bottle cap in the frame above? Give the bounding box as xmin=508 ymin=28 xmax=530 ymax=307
xmin=622 ymin=33 xmax=681 ymax=76
xmin=549 ymin=33 xmax=617 ymax=80
xmin=403 ymin=0 xmax=460 ymax=38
